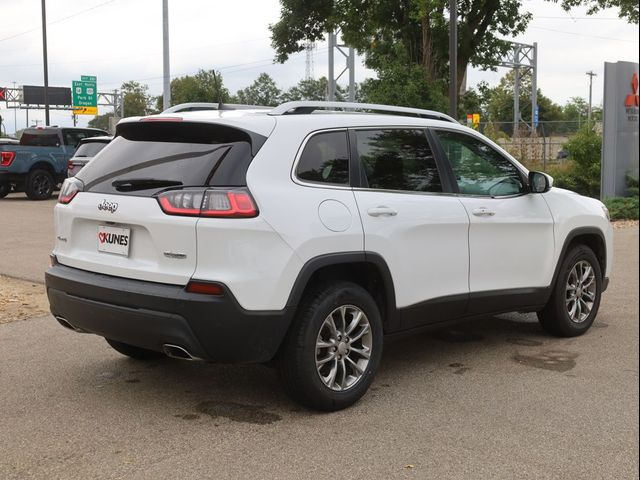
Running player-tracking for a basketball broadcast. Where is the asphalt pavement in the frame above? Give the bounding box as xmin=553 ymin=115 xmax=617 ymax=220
xmin=0 ymin=197 xmax=638 ymax=479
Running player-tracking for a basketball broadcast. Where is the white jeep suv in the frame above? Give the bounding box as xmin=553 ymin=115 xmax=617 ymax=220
xmin=46 ymin=101 xmax=612 ymax=411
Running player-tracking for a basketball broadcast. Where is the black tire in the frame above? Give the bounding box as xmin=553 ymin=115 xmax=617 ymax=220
xmin=0 ymin=182 xmax=9 ymax=199
xmin=25 ymin=169 xmax=55 ymax=200
xmin=278 ymin=282 xmax=383 ymax=411
xmin=105 ymin=338 xmax=163 ymax=360
xmin=537 ymin=244 xmax=602 ymax=337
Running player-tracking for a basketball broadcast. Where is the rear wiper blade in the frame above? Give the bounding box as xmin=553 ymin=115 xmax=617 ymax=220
xmin=112 ymin=178 xmax=183 ymax=192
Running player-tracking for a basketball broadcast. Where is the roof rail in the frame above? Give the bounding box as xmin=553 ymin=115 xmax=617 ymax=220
xmin=162 ymin=102 xmax=271 ymax=114
xmin=268 ymin=101 xmax=458 ymax=123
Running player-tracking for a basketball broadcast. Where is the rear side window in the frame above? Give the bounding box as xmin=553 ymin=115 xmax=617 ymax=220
xmin=77 ymin=122 xmax=264 ymax=196
xmin=355 ymin=129 xmax=442 ymax=192
xmin=296 ymin=131 xmax=350 ymax=185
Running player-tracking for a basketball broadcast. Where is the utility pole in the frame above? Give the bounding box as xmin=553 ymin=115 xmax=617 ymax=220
xmin=448 ymin=0 xmax=457 ymax=118
xmin=12 ymin=81 xmax=17 ymax=135
xmin=41 ymin=0 xmax=50 ymax=126
xmin=586 ymin=70 xmax=597 ymax=123
xmin=162 ymin=0 xmax=171 ymax=110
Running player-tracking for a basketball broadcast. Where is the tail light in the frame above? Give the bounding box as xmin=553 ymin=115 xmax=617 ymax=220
xmin=67 ymin=160 xmax=74 ymax=171
xmin=157 ymin=188 xmax=258 ymax=218
xmin=58 ymin=177 xmax=84 ymax=204
xmin=1 ymin=151 xmax=16 ymax=167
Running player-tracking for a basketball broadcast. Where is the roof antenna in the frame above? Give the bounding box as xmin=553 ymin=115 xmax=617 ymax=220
xmin=211 ymin=69 xmax=223 ymax=110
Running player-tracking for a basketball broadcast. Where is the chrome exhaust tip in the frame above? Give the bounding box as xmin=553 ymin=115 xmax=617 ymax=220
xmin=162 ymin=344 xmax=201 ymax=361
xmin=55 ymin=316 xmax=86 ymax=333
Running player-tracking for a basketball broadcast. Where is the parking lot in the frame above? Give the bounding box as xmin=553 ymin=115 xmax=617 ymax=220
xmin=0 ymin=195 xmax=638 ymax=480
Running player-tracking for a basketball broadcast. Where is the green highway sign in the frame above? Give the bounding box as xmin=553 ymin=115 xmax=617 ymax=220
xmin=72 ymin=75 xmax=97 ymax=110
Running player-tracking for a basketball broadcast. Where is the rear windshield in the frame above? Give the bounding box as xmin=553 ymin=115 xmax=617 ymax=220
xmin=73 ymin=142 xmax=108 ymax=158
xmin=20 ymin=131 xmax=60 ymax=147
xmin=77 ymin=122 xmax=265 ymax=196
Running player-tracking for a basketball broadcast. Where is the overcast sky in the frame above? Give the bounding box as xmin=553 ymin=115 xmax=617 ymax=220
xmin=0 ymin=0 xmax=638 ymax=133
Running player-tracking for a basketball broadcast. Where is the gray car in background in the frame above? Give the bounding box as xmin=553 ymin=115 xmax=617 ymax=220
xmin=67 ymin=136 xmax=112 ymax=177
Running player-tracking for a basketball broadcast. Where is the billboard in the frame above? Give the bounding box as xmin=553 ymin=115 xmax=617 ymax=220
xmin=22 ymin=85 xmax=72 ymax=106
xmin=601 ymin=61 xmax=640 ymax=198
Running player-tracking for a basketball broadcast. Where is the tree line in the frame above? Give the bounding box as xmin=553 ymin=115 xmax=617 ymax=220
xmin=88 ymin=69 xmax=602 ymax=135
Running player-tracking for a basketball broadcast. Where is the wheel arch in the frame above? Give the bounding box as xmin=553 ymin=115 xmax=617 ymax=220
xmin=285 ymin=252 xmax=399 ymax=332
xmin=552 ymin=227 xmax=607 ymax=288
xmin=29 ymin=160 xmax=57 ymax=176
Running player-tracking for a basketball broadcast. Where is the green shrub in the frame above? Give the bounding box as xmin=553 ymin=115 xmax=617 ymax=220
xmin=602 ymin=175 xmax=639 ymax=220
xmin=552 ymin=125 xmax=602 ymax=198
xmin=604 ymin=197 xmax=639 ymax=220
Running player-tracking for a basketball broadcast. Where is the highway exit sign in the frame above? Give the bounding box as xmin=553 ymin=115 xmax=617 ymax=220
xmin=72 ymin=75 xmax=97 ymax=114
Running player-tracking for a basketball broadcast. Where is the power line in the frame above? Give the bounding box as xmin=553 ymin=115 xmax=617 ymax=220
xmin=534 ymin=16 xmax=620 ymax=20
xmin=529 ymin=26 xmax=639 ymax=43
xmin=0 ymin=37 xmax=270 ymax=69
xmin=0 ymin=0 xmax=119 ymax=43
xmin=98 ymin=48 xmax=329 ymax=88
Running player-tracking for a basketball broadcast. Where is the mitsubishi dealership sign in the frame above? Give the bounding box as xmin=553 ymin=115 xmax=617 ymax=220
xmin=601 ymin=61 xmax=640 ymax=198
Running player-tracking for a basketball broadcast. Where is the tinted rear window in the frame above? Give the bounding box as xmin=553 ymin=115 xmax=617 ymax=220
xmin=73 ymin=142 xmax=108 ymax=158
xmin=77 ymin=122 xmax=264 ymax=196
xmin=20 ymin=131 xmax=60 ymax=147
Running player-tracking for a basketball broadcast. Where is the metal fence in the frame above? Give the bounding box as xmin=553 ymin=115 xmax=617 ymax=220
xmin=475 ymin=121 xmax=600 ymax=171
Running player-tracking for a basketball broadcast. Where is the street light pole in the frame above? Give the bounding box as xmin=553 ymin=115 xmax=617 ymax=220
xmin=586 ymin=70 xmax=597 ymax=123
xmin=41 ymin=0 xmax=50 ymax=126
xmin=448 ymin=0 xmax=457 ymax=118
xmin=162 ymin=0 xmax=171 ymax=111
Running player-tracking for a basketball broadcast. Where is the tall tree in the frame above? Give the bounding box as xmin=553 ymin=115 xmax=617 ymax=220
xmin=89 ymin=80 xmax=154 ymax=129
xmin=270 ymin=0 xmax=532 ymax=99
xmin=236 ymin=73 xmax=282 ymax=106
xmin=157 ymin=69 xmax=230 ymax=110
xmin=121 ymin=81 xmax=154 ymax=117
xmin=552 ymin=0 xmax=638 ymax=23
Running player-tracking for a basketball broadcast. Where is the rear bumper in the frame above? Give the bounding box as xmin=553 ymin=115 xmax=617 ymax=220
xmin=0 ymin=171 xmax=26 ymax=183
xmin=45 ymin=264 xmax=292 ymax=363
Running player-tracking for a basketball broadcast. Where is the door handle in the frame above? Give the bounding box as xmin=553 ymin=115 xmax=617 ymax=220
xmin=471 ymin=207 xmax=495 ymax=217
xmin=367 ymin=206 xmax=398 ymax=217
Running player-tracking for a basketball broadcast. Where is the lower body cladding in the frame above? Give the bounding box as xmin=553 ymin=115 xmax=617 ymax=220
xmin=45 ymin=264 xmax=292 ymax=363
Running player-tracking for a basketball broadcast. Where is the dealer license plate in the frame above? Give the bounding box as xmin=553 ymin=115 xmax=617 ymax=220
xmin=97 ymin=225 xmax=131 ymax=257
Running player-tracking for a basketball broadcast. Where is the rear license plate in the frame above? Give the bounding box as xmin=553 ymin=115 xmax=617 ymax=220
xmin=97 ymin=225 xmax=130 ymax=257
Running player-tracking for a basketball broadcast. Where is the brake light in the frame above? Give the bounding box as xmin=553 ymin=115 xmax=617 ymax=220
xmin=157 ymin=188 xmax=258 ymax=218
xmin=1 ymin=151 xmax=16 ymax=167
xmin=58 ymin=177 xmax=83 ymax=204
xmin=140 ymin=117 xmax=183 ymax=122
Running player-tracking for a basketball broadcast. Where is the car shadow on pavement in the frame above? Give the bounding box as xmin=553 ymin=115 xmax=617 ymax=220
xmin=60 ymin=312 xmax=572 ymax=422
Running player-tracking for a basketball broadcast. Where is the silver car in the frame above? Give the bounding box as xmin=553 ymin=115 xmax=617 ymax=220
xmin=67 ymin=136 xmax=111 ymax=177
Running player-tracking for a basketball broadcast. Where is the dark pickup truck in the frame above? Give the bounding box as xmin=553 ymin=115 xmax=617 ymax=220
xmin=0 ymin=126 xmax=108 ymax=200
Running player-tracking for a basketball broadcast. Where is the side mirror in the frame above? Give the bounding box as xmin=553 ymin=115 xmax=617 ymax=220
xmin=529 ymin=171 xmax=552 ymax=194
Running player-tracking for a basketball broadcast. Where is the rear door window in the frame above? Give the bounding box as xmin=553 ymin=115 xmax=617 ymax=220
xmin=77 ymin=122 xmax=265 ymax=196
xmin=355 ymin=129 xmax=442 ymax=192
xmin=63 ymin=130 xmax=88 ymax=148
xmin=296 ymin=130 xmax=350 ymax=185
